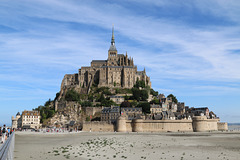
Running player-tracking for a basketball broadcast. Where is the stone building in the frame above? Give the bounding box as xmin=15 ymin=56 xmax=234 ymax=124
xmin=12 ymin=110 xmax=41 ymax=129
xmin=150 ymin=104 xmax=162 ymax=114
xmin=158 ymin=94 xmax=177 ymax=112
xmin=101 ymin=106 xmax=120 ymax=123
xmin=177 ymin=102 xmax=185 ymax=113
xmin=11 ymin=112 xmax=22 ymax=129
xmin=21 ymin=110 xmax=41 ymax=129
xmin=110 ymin=95 xmax=124 ymax=104
xmin=59 ymin=27 xmax=151 ymax=97
xmin=186 ymin=107 xmax=210 ymax=118
xmin=121 ymin=107 xmax=142 ymax=120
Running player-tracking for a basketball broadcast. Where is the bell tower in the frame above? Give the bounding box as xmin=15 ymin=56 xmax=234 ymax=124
xmin=108 ymin=25 xmax=118 ymax=66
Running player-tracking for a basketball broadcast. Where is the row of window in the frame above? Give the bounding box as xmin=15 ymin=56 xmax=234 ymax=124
xmin=23 ymin=122 xmax=39 ymax=124
xmin=24 ymin=116 xmax=39 ymax=118
xmin=23 ymin=119 xmax=39 ymax=122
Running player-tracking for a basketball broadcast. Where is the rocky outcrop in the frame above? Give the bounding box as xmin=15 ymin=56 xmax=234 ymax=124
xmin=47 ymin=101 xmax=82 ymax=128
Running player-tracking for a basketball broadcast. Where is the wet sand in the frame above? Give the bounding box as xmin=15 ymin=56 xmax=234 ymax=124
xmin=14 ymin=131 xmax=240 ymax=160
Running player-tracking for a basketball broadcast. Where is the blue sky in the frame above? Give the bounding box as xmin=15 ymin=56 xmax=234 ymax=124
xmin=1 ymin=0 xmax=240 ymax=126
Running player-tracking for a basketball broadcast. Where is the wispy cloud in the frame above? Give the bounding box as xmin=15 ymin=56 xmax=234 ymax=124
xmin=1 ymin=0 xmax=240 ymax=123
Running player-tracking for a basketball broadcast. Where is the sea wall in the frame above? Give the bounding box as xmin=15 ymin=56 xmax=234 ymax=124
xmin=217 ymin=122 xmax=228 ymax=131
xmin=83 ymin=116 xmax=225 ymax=132
xmin=121 ymin=118 xmax=193 ymax=132
xmin=192 ymin=116 xmax=219 ymax=132
xmin=82 ymin=121 xmax=114 ymax=132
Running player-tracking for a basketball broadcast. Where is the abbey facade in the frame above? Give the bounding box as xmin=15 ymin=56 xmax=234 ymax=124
xmin=61 ymin=27 xmax=151 ymax=92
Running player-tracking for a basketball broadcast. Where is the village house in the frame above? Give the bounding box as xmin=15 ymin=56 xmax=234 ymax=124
xmin=110 ymin=95 xmax=125 ymax=104
xmin=101 ymin=106 xmax=120 ymax=123
xmin=12 ymin=110 xmax=41 ymax=129
xmin=121 ymin=107 xmax=142 ymax=120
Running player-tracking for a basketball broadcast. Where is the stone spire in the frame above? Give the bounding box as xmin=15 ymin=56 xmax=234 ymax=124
xmin=111 ymin=25 xmax=115 ymax=45
xmin=109 ymin=25 xmax=117 ymax=51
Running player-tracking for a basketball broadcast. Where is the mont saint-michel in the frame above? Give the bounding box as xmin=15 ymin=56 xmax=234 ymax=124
xmin=60 ymin=27 xmax=151 ymax=92
xmin=3 ymin=1 xmax=240 ymax=160
xmin=11 ymin=28 xmax=236 ymax=160
xmin=11 ymin=27 xmax=228 ymax=133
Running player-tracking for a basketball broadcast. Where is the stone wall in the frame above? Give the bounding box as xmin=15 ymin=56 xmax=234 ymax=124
xmin=206 ymin=119 xmax=218 ymax=131
xmin=217 ymin=122 xmax=228 ymax=131
xmin=82 ymin=121 xmax=115 ymax=132
xmin=192 ymin=116 xmax=219 ymax=132
xmin=124 ymin=119 xmax=193 ymax=132
xmin=56 ymin=101 xmax=81 ymax=112
xmin=84 ymin=116 xmax=226 ymax=133
xmin=83 ymin=107 xmax=102 ymax=116
xmin=48 ymin=101 xmax=82 ymax=128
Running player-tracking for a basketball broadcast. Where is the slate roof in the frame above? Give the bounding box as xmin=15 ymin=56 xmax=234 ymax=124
xmin=102 ymin=106 xmax=120 ymax=113
xmin=109 ymin=45 xmax=117 ymax=51
xmin=110 ymin=95 xmax=124 ymax=98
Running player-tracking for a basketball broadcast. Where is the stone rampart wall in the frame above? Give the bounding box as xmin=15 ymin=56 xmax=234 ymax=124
xmin=192 ymin=116 xmax=219 ymax=132
xmin=217 ymin=122 xmax=228 ymax=131
xmin=124 ymin=119 xmax=193 ymax=132
xmin=126 ymin=120 xmax=133 ymax=132
xmin=82 ymin=121 xmax=114 ymax=132
xmin=83 ymin=116 xmax=225 ymax=133
xmin=207 ymin=119 xmax=218 ymax=131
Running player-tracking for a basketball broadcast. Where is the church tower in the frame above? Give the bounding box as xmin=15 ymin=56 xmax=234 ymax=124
xmin=108 ymin=25 xmax=118 ymax=66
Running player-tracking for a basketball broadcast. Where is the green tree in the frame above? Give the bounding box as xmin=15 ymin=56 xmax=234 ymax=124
xmin=134 ymin=79 xmax=146 ymax=88
xmin=81 ymin=101 xmax=93 ymax=107
xmin=44 ymin=98 xmax=52 ymax=106
xmin=120 ymin=101 xmax=132 ymax=108
xmin=132 ymin=88 xmax=141 ymax=101
xmin=88 ymin=94 xmax=94 ymax=101
xmin=137 ymin=102 xmax=150 ymax=114
xmin=150 ymin=88 xmax=158 ymax=96
xmin=97 ymin=93 xmax=105 ymax=102
xmin=65 ymin=89 xmax=80 ymax=101
xmin=47 ymin=110 xmax=55 ymax=118
xmin=54 ymin=92 xmax=60 ymax=101
xmin=150 ymin=98 xmax=160 ymax=104
xmin=124 ymin=95 xmax=130 ymax=100
xmin=115 ymin=88 xmax=120 ymax=94
xmin=34 ymin=98 xmax=56 ymax=124
xmin=101 ymin=99 xmax=115 ymax=107
xmin=131 ymin=101 xmax=138 ymax=107
xmin=167 ymin=94 xmax=178 ymax=104
xmin=140 ymin=90 xmax=149 ymax=101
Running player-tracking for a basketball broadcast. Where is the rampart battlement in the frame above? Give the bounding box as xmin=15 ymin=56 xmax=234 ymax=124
xmin=82 ymin=116 xmax=228 ymax=132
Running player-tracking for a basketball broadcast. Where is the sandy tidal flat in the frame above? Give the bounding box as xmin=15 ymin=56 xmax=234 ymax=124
xmin=14 ymin=131 xmax=240 ymax=160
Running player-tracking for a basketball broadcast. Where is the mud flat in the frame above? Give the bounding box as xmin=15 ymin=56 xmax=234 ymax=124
xmin=14 ymin=131 xmax=240 ymax=160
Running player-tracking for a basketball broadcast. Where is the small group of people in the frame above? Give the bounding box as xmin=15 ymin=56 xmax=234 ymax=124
xmin=0 ymin=124 xmax=14 ymax=144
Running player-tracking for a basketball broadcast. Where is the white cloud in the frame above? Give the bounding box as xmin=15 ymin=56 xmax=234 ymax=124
xmin=1 ymin=0 xmax=240 ymax=123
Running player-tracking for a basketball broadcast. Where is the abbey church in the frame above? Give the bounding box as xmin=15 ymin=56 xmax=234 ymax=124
xmin=61 ymin=27 xmax=151 ymax=93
